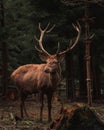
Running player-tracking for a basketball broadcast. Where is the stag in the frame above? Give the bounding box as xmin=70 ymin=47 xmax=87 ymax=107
xmin=11 ymin=22 xmax=81 ymax=122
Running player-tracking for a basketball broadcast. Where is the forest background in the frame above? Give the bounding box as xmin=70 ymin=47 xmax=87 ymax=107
xmin=0 ymin=0 xmax=104 ymax=101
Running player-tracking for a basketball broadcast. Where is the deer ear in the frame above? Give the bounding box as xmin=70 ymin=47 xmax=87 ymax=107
xmin=57 ymin=54 xmax=65 ymax=62
xmin=39 ymin=53 xmax=49 ymax=62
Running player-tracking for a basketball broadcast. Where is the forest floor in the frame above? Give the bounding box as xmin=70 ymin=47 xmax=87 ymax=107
xmin=0 ymin=96 xmax=104 ymax=130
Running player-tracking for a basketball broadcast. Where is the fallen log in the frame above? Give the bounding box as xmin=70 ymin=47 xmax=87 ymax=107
xmin=45 ymin=103 xmax=104 ymax=130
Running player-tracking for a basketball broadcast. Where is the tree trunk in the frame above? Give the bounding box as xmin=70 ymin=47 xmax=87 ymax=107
xmin=0 ymin=0 xmax=8 ymax=96
xmin=65 ymin=52 xmax=74 ymax=101
xmin=84 ymin=1 xmax=92 ymax=106
xmin=78 ymin=43 xmax=87 ymax=99
xmin=47 ymin=103 xmax=104 ymax=130
xmin=92 ymin=64 xmax=101 ymax=99
xmin=91 ymin=50 xmax=101 ymax=99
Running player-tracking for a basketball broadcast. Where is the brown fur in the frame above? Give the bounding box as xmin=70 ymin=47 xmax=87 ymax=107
xmin=11 ymin=64 xmax=60 ymax=91
xmin=11 ymin=22 xmax=81 ymax=122
xmin=11 ymin=57 xmax=61 ymax=122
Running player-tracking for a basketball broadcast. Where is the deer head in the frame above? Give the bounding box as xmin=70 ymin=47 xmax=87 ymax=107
xmin=34 ymin=22 xmax=81 ymax=73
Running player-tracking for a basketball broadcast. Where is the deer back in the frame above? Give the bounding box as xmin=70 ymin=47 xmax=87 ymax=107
xmin=11 ymin=63 xmax=61 ymax=93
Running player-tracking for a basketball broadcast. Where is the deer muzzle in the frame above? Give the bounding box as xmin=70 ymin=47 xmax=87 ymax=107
xmin=44 ymin=67 xmax=56 ymax=74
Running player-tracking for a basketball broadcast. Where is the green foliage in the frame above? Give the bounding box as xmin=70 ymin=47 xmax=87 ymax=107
xmin=4 ymin=0 xmax=37 ymax=72
xmin=0 ymin=0 xmax=104 ymax=91
xmin=4 ymin=0 xmax=82 ymax=73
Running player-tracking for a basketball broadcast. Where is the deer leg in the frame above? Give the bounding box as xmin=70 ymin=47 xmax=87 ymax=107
xmin=47 ymin=93 xmax=53 ymax=122
xmin=20 ymin=96 xmax=24 ymax=118
xmin=20 ymin=93 xmax=28 ymax=118
xmin=23 ymin=95 xmax=29 ymax=117
xmin=40 ymin=92 xmax=44 ymax=122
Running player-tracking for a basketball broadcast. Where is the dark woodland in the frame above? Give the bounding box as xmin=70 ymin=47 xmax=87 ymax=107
xmin=0 ymin=0 xmax=104 ymax=129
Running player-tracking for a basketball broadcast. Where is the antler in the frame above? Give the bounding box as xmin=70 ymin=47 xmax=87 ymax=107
xmin=34 ymin=23 xmax=55 ymax=56
xmin=58 ymin=21 xmax=81 ymax=55
xmin=56 ymin=42 xmax=60 ymax=54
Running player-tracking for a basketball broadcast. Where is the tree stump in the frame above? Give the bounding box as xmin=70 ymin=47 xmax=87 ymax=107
xmin=45 ymin=103 xmax=104 ymax=130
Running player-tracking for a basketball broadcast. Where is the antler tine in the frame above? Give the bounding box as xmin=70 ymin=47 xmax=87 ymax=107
xmin=39 ymin=23 xmax=42 ymax=32
xmin=46 ymin=24 xmax=55 ymax=33
xmin=39 ymin=22 xmax=50 ymax=32
xmin=72 ymin=21 xmax=81 ymax=33
xmin=56 ymin=42 xmax=60 ymax=54
xmin=59 ymin=21 xmax=81 ymax=55
xmin=34 ymin=35 xmax=39 ymax=42
xmin=34 ymin=23 xmax=56 ymax=56
xmin=39 ymin=22 xmax=55 ymax=33
xmin=35 ymin=46 xmax=43 ymax=53
xmin=68 ymin=22 xmax=81 ymax=50
xmin=45 ymin=22 xmax=50 ymax=32
xmin=58 ymin=40 xmax=72 ymax=55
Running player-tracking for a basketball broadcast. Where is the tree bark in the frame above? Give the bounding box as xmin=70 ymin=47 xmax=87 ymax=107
xmin=0 ymin=0 xmax=8 ymax=96
xmin=84 ymin=1 xmax=92 ymax=106
xmin=78 ymin=43 xmax=87 ymax=99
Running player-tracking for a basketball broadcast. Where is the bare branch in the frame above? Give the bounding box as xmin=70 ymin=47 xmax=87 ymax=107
xmin=89 ymin=33 xmax=95 ymax=39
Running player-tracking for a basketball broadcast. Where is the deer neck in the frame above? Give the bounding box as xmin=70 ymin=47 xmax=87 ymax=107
xmin=49 ymin=64 xmax=61 ymax=86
